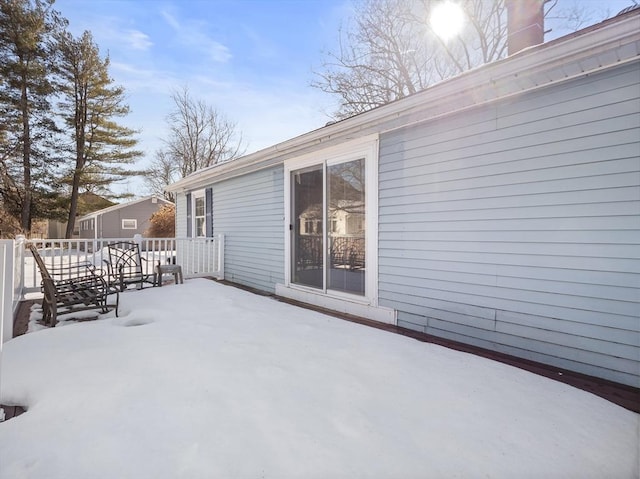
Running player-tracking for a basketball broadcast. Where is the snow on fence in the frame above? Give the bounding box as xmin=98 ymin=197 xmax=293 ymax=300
xmin=22 ymin=235 xmax=225 ymax=292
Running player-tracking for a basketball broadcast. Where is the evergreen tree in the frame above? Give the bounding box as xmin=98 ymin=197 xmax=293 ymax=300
xmin=0 ymin=0 xmax=64 ymax=232
xmin=54 ymin=30 xmax=142 ymax=238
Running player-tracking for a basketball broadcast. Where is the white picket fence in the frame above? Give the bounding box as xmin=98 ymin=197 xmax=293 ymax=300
xmin=0 ymin=235 xmax=224 ymax=341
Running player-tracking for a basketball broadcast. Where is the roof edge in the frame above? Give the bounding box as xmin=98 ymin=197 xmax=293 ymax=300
xmin=166 ymin=10 xmax=640 ymax=193
xmin=76 ymin=196 xmax=173 ymax=221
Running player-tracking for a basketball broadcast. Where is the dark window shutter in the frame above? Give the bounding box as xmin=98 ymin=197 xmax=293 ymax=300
xmin=186 ymin=193 xmax=192 ymax=238
xmin=205 ymin=188 xmax=213 ymax=237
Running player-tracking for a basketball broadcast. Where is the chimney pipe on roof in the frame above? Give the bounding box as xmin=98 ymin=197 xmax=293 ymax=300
xmin=505 ymin=0 xmax=545 ymax=55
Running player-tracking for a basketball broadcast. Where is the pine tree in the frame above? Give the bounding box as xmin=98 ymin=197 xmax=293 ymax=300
xmin=54 ymin=30 xmax=142 ymax=238
xmin=0 ymin=0 xmax=64 ymax=232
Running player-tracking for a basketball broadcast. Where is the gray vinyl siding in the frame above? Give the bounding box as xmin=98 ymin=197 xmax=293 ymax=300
xmin=377 ymin=61 xmax=640 ymax=387
xmin=211 ymin=165 xmax=284 ymax=293
xmin=78 ymin=198 xmax=169 ymax=239
xmin=101 ymin=199 xmax=158 ymax=237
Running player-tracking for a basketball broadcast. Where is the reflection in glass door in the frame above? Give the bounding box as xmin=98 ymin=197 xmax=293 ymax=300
xmin=328 ymin=159 xmax=365 ymax=295
xmin=292 ymin=165 xmax=324 ymax=289
xmin=291 ymin=158 xmax=366 ymax=296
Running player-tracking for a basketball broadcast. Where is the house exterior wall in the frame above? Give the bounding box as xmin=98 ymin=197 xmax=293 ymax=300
xmin=78 ymin=218 xmax=96 ymax=239
xmin=176 ymin=194 xmax=188 ymax=238
xmin=184 ymin=165 xmax=284 ymax=293
xmin=377 ymin=61 xmax=640 ymax=387
xmin=169 ymin=14 xmax=639 ymax=388
xmin=47 ymin=220 xmax=67 ymax=239
xmin=78 ymin=198 xmax=168 ymax=239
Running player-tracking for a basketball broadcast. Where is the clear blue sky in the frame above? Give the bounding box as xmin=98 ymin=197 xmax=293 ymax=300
xmin=52 ymin=0 xmax=634 ymax=197
xmin=54 ymin=0 xmax=349 ymax=195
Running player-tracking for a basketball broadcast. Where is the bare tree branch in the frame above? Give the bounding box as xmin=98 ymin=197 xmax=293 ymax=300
xmin=313 ymin=0 xmax=605 ymax=120
xmin=145 ymin=86 xmax=245 ymax=198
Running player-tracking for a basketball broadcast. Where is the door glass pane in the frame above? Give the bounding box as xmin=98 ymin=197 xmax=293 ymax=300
xmin=292 ymin=166 xmax=324 ymax=289
xmin=328 ymin=159 xmax=365 ymax=295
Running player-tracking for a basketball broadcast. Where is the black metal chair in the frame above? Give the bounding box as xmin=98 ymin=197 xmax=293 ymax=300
xmin=104 ymin=241 xmax=155 ymax=291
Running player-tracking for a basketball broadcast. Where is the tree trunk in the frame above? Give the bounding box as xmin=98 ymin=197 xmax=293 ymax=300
xmin=65 ymin=170 xmax=81 ymax=239
xmin=66 ymin=113 xmax=85 ymax=239
xmin=20 ymin=76 xmax=31 ymax=233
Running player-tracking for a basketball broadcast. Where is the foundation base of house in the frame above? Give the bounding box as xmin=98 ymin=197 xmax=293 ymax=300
xmin=275 ymin=284 xmax=396 ymax=325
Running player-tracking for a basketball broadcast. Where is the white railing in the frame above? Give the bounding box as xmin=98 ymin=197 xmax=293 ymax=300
xmin=0 ymin=235 xmax=224 ymax=344
xmin=1 ymin=241 xmax=10 ymax=344
xmin=0 ymin=236 xmax=25 ymax=342
xmin=22 ymin=235 xmax=225 ymax=292
xmin=0 ymin=234 xmax=223 ymax=420
xmin=13 ymin=236 xmax=25 ymax=310
xmin=1 ymin=235 xmax=26 ymax=422
xmin=0 ymin=241 xmax=6 ymax=421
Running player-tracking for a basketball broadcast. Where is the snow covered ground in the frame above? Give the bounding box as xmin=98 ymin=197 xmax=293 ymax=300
xmin=0 ymin=278 xmax=638 ymax=478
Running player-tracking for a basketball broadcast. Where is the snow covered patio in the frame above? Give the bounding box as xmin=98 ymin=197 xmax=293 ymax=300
xmin=0 ymin=278 xmax=638 ymax=478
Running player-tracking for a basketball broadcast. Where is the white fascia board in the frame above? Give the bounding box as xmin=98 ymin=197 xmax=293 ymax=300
xmin=76 ymin=212 xmax=100 ymax=222
xmin=166 ymin=11 xmax=640 ymax=195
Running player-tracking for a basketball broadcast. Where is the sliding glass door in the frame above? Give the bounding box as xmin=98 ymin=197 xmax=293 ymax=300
xmin=327 ymin=159 xmax=365 ymax=295
xmin=291 ymin=158 xmax=366 ymax=296
xmin=292 ymin=165 xmax=324 ymax=289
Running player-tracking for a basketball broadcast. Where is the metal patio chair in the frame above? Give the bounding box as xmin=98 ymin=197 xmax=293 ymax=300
xmin=104 ymin=241 xmax=155 ymax=291
xmin=28 ymin=243 xmax=119 ymax=327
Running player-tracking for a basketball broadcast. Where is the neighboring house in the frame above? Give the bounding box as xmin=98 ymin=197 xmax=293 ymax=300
xmin=76 ymin=196 xmax=173 ymax=239
xmin=45 ymin=220 xmax=67 ymax=239
xmin=46 ymin=192 xmax=115 ymax=238
xmin=166 ymin=9 xmax=640 ymax=388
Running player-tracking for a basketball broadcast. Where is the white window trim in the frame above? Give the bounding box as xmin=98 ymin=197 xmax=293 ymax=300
xmin=121 ymin=219 xmax=137 ymax=230
xmin=191 ymin=189 xmax=206 ymax=238
xmin=280 ymin=135 xmax=395 ymax=324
